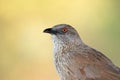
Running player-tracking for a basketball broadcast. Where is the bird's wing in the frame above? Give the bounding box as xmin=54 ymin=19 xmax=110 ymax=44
xmin=73 ymin=47 xmax=120 ymax=80
xmin=90 ymin=48 xmax=120 ymax=73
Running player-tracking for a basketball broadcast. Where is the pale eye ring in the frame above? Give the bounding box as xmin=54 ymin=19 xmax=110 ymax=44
xmin=62 ymin=27 xmax=68 ymax=33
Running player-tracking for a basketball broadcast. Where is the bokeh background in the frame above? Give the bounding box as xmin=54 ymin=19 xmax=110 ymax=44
xmin=0 ymin=0 xmax=120 ymax=80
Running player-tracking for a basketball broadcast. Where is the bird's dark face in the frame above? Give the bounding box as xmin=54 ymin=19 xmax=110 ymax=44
xmin=43 ymin=24 xmax=82 ymax=45
xmin=43 ymin=24 xmax=77 ymax=35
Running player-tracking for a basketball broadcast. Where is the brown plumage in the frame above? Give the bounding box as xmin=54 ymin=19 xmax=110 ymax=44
xmin=43 ymin=24 xmax=120 ymax=80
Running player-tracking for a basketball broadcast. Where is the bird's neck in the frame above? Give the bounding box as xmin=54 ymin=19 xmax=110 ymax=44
xmin=52 ymin=36 xmax=84 ymax=55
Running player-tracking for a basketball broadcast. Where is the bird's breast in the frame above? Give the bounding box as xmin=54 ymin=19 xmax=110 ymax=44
xmin=54 ymin=50 xmax=76 ymax=80
xmin=52 ymin=37 xmax=84 ymax=80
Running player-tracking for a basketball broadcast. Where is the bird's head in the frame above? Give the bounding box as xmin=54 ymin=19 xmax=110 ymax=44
xmin=43 ymin=24 xmax=83 ymax=45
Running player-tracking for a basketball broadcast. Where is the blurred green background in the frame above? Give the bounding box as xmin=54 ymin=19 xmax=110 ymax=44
xmin=0 ymin=0 xmax=120 ymax=80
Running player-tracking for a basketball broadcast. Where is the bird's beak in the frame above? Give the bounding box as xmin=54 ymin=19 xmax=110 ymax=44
xmin=43 ymin=28 xmax=52 ymax=33
xmin=43 ymin=28 xmax=57 ymax=34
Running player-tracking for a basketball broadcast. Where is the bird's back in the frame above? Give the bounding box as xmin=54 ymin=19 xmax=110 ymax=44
xmin=76 ymin=45 xmax=120 ymax=80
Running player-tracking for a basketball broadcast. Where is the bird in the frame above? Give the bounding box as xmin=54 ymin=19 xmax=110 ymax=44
xmin=43 ymin=24 xmax=120 ymax=80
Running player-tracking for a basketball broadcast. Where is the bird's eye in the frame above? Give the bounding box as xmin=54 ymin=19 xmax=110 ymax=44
xmin=62 ymin=27 xmax=68 ymax=33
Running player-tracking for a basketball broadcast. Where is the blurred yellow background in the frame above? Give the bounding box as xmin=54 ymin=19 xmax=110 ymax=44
xmin=0 ymin=0 xmax=120 ymax=80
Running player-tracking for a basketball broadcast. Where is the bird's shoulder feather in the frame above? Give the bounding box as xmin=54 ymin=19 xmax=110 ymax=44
xmin=71 ymin=46 xmax=120 ymax=80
